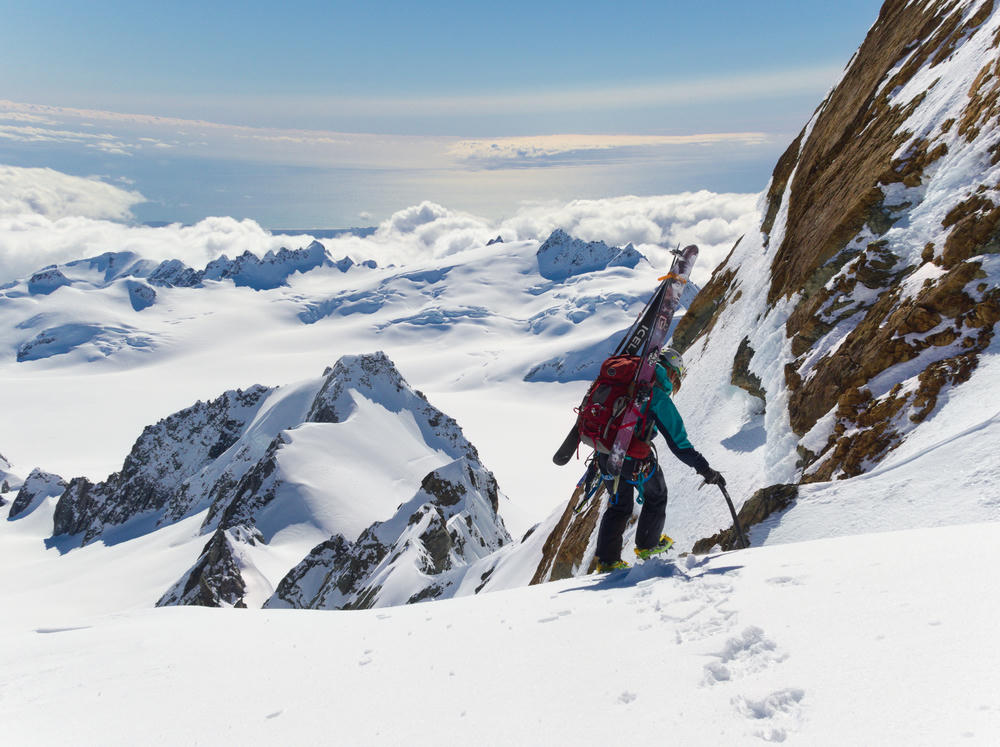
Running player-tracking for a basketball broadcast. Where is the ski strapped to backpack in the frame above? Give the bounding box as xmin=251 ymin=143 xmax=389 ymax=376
xmin=552 ymin=245 xmax=699 ymax=491
xmin=605 ymin=245 xmax=698 ymax=487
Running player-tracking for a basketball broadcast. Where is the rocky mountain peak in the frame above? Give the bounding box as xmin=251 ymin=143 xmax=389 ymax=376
xmin=536 ymin=228 xmax=645 ymax=280
xmin=8 ymin=468 xmax=66 ymax=520
xmin=265 ymin=455 xmax=508 ymax=610
xmin=308 ymin=351 xmax=482 ymax=463
xmin=27 ymin=267 xmax=72 ymax=295
xmin=19 ymin=351 xmax=508 ymax=610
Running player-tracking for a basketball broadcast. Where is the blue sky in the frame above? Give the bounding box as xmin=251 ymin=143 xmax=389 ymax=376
xmin=0 ymin=0 xmax=884 ymax=226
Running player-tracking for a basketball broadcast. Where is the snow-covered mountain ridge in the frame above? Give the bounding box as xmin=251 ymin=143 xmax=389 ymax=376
xmin=10 ymin=352 xmax=510 ymax=609
xmin=4 ymin=240 xmax=369 ymax=296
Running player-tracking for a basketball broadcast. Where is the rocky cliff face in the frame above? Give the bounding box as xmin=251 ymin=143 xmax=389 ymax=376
xmin=50 ymin=385 xmax=271 ymax=542
xmin=678 ymin=0 xmax=1000 ymax=484
xmin=531 ymin=0 xmax=1000 ymax=572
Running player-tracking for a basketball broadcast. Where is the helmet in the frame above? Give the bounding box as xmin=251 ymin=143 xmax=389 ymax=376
xmin=658 ymin=347 xmax=686 ymax=390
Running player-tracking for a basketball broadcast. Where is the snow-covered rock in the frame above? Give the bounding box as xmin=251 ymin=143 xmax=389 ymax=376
xmin=5 ymin=241 xmax=375 ymax=298
xmin=8 ymin=468 xmax=66 ymax=520
xmin=145 ymin=258 xmax=202 ymax=287
xmin=146 ymin=241 xmax=372 ymax=290
xmin=156 ymin=525 xmax=265 ymax=608
xmin=535 ymin=229 xmax=645 ymax=280
xmin=266 ymin=456 xmax=507 ymax=609
xmin=125 ymin=280 xmax=156 ymax=311
xmin=16 ymin=323 xmax=156 ymax=362
xmin=201 ymin=242 xmax=332 ymax=290
xmin=0 ymin=452 xmax=21 ymax=498
xmin=43 ymin=351 xmax=508 ymax=608
xmin=27 ymin=267 xmax=72 ymax=295
xmin=51 ymin=384 xmax=270 ymax=542
xmin=63 ymin=252 xmax=158 ymax=284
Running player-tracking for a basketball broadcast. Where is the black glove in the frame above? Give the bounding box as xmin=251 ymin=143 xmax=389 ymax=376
xmin=700 ymin=467 xmax=726 ymax=487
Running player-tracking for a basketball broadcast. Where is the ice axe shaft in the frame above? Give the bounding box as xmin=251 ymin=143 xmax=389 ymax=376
xmin=719 ymin=484 xmax=749 ymax=549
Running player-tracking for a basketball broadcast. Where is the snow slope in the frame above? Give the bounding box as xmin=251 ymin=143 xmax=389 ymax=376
xmin=3 ymin=2 xmax=1000 ymax=739
xmin=3 ymin=489 xmax=998 ymax=745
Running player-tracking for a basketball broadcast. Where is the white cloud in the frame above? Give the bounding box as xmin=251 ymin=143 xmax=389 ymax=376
xmin=314 ymin=192 xmax=757 ymax=286
xmin=498 ymin=192 xmax=759 ymax=285
xmin=0 ymin=111 xmax=58 ymax=125
xmin=449 ymin=133 xmax=770 ymax=168
xmin=261 ymin=65 xmax=841 ymax=118
xmin=0 ymin=123 xmax=135 ymax=154
xmin=0 ymin=166 xmax=758 ymax=286
xmin=0 ymin=165 xmax=144 ymax=221
xmin=0 ymin=212 xmax=319 ymax=284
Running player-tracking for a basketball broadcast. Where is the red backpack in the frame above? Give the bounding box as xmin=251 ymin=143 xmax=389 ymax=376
xmin=576 ymin=355 xmax=654 ymax=460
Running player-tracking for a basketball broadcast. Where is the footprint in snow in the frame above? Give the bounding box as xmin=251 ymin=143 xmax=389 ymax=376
xmin=732 ymin=687 xmax=805 ymax=742
xmin=665 ymin=583 xmax=738 ymax=643
xmin=765 ymin=576 xmax=804 ymax=586
xmin=538 ymin=610 xmax=572 ymax=623
xmin=703 ymin=626 xmax=787 ymax=686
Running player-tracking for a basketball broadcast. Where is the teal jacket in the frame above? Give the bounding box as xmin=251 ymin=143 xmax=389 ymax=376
xmin=644 ymin=364 xmax=710 ymax=474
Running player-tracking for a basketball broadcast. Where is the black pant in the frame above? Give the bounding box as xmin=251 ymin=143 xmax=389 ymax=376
xmin=595 ymin=453 xmax=668 ymax=564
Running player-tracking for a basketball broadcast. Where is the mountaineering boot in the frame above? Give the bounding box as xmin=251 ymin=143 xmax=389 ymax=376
xmin=634 ymin=534 xmax=674 ymax=561
xmin=595 ymin=559 xmax=630 ymax=573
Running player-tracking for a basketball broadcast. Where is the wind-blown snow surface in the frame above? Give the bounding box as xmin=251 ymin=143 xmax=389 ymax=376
xmin=3 ymin=490 xmax=998 ymax=745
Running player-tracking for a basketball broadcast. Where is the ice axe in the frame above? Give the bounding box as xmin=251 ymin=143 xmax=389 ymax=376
xmin=700 ymin=477 xmax=750 ymax=550
xmin=718 ymin=484 xmax=749 ymax=550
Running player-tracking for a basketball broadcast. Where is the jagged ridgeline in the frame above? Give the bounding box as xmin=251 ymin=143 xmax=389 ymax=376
xmin=12 ymin=352 xmax=510 ymax=609
xmin=530 ymin=0 xmax=1000 ymax=577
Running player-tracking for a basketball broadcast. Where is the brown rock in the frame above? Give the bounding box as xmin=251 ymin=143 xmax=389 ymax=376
xmin=672 ymin=238 xmax=741 ymax=353
xmin=731 ymin=337 xmax=766 ymax=406
xmin=692 ymin=484 xmax=798 ymax=554
xmin=530 ymin=481 xmax=604 ymax=584
xmin=899 ymin=306 xmax=942 ymax=335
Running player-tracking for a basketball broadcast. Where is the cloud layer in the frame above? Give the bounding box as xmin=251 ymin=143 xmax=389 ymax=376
xmin=0 ymin=165 xmax=758 ymax=286
xmin=449 ymin=133 xmax=770 ymax=168
xmin=313 ymin=192 xmax=757 ymax=287
xmin=0 ymin=165 xmax=145 ymax=221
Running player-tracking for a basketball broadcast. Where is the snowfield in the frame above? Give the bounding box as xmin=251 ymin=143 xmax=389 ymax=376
xmin=2 ymin=490 xmax=998 ymax=745
xmin=1 ymin=175 xmax=999 ymax=742
xmin=7 ymin=0 xmax=1000 ymax=735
